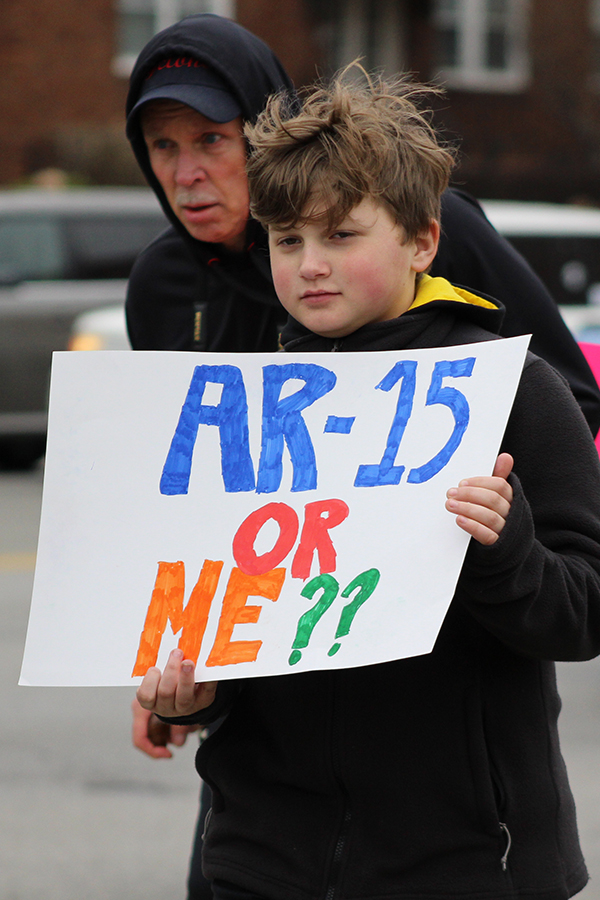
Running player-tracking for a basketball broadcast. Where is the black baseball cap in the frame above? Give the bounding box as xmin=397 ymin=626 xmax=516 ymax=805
xmin=127 ymin=57 xmax=242 ymax=126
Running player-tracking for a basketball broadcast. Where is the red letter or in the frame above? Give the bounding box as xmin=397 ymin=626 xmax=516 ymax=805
xmin=232 ymin=502 xmax=298 ymax=575
xmin=205 ymin=567 xmax=286 ymax=667
xmin=291 ymin=499 xmax=350 ymax=580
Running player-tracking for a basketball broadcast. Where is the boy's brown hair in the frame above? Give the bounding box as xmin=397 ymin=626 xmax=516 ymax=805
xmin=244 ymin=66 xmax=455 ymax=241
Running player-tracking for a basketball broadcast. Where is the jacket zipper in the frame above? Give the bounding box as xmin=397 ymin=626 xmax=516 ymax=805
xmin=324 ymin=807 xmax=352 ymax=900
xmin=322 ymin=675 xmax=351 ymax=900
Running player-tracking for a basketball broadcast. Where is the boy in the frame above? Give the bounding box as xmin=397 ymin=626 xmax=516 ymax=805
xmin=137 ymin=72 xmax=600 ymax=900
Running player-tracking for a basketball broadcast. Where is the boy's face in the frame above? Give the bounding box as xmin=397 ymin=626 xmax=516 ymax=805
xmin=268 ymin=197 xmax=439 ymax=339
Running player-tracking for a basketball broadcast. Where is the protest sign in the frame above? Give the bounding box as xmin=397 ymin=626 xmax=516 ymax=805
xmin=20 ymin=336 xmax=529 ymax=686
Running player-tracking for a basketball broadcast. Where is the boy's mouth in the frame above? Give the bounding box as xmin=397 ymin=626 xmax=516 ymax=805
xmin=301 ymin=289 xmax=339 ymax=299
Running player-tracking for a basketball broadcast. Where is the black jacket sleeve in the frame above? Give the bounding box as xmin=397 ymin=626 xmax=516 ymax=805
xmin=157 ymin=680 xmax=243 ymax=727
xmin=457 ymin=355 xmax=600 ymax=661
xmin=433 ymin=189 xmax=600 ymax=436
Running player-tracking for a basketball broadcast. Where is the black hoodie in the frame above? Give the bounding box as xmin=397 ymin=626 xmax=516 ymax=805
xmin=167 ymin=280 xmax=600 ymax=900
xmin=125 ymin=13 xmax=292 ymax=354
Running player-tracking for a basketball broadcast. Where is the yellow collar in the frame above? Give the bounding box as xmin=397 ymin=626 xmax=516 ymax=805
xmin=409 ymin=274 xmax=499 ymax=312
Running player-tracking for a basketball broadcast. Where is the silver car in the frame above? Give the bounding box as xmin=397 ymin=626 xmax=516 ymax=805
xmin=0 ymin=187 xmax=168 ymax=468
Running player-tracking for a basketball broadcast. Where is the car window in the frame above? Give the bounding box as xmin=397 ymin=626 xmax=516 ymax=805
xmin=63 ymin=215 xmax=166 ymax=279
xmin=0 ymin=217 xmax=66 ymax=282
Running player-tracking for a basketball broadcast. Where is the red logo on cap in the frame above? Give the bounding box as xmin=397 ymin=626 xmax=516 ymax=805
xmin=145 ymin=58 xmax=207 ymax=80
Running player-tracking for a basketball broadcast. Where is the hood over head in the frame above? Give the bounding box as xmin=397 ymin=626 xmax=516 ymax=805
xmin=126 ymin=13 xmax=294 ymax=245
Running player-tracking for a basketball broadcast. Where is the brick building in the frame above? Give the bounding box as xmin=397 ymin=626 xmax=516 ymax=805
xmin=2 ymin=0 xmax=600 ymax=202
xmin=314 ymin=0 xmax=600 ymax=203
xmin=0 ymin=0 xmax=321 ymax=186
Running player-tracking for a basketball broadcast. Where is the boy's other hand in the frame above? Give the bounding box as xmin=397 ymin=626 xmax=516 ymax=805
xmin=445 ymin=453 xmax=514 ymax=546
xmin=131 ymin=696 xmax=199 ymax=759
xmin=136 ymin=648 xmax=218 ymax=719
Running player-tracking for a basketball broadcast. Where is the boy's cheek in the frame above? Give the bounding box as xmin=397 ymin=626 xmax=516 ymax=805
xmin=272 ymin=266 xmax=294 ymax=309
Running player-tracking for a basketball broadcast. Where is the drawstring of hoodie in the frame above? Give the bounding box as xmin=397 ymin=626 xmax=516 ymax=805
xmin=500 ymin=822 xmax=512 ymax=871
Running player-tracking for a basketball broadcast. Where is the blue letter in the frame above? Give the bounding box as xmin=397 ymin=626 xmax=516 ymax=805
xmin=160 ymin=365 xmax=255 ymax=495
xmin=257 ymin=364 xmax=337 ymax=493
xmin=355 ymin=360 xmax=417 ymax=487
xmin=407 ymin=357 xmax=475 ymax=484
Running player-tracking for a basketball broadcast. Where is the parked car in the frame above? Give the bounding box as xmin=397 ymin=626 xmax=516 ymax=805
xmin=70 ymin=199 xmax=600 ymax=355
xmin=0 ymin=187 xmax=168 ymax=468
xmin=68 ymin=305 xmax=130 ymax=351
xmin=481 ymin=200 xmax=600 ymax=306
xmin=480 ymin=200 xmax=600 ymax=342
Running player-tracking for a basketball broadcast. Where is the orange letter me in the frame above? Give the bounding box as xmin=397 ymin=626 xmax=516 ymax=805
xmin=132 ymin=559 xmax=223 ymax=676
xmin=205 ymin=567 xmax=286 ymax=667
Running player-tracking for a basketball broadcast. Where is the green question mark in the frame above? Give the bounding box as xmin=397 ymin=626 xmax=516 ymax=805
xmin=328 ymin=568 xmax=381 ymax=657
xmin=289 ymin=574 xmax=339 ymax=666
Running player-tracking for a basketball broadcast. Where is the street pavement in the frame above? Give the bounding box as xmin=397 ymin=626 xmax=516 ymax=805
xmin=1 ymin=466 xmax=200 ymax=900
xmin=1 ymin=465 xmax=600 ymax=899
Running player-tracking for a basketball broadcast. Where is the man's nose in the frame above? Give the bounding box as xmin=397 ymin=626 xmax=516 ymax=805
xmin=174 ymin=150 xmax=207 ymax=186
xmin=299 ymin=244 xmax=330 ymax=279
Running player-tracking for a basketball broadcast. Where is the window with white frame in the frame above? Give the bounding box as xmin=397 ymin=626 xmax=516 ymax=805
xmin=432 ymin=0 xmax=529 ymax=92
xmin=329 ymin=0 xmax=409 ymax=77
xmin=113 ymin=0 xmax=236 ymax=77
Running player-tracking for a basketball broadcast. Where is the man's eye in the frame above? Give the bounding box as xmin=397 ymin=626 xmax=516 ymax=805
xmin=153 ymin=139 xmax=172 ymax=151
xmin=204 ymin=133 xmax=223 ymax=146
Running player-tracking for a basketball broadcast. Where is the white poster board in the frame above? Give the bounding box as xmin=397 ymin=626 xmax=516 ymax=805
xmin=20 ymin=337 xmax=529 ymax=686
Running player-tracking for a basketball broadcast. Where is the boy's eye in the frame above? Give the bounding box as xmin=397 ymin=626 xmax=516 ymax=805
xmin=331 ymin=230 xmax=354 ymax=240
xmin=276 ymin=236 xmax=300 ymax=247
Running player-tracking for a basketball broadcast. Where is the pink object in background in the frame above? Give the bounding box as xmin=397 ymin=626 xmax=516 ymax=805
xmin=579 ymin=342 xmax=600 ymax=453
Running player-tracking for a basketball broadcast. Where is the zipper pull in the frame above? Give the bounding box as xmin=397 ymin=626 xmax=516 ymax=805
xmin=193 ymin=301 xmax=208 ymax=351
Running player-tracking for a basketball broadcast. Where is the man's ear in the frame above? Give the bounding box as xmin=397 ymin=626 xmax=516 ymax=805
xmin=412 ymin=219 xmax=440 ymax=273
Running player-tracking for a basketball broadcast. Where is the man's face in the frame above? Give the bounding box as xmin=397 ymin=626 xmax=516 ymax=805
xmin=268 ymin=197 xmax=439 ymax=339
xmin=142 ymin=102 xmax=249 ymax=252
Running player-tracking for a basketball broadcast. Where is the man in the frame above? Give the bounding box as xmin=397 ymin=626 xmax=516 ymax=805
xmin=125 ymin=14 xmax=291 ymax=359
xmin=124 ymin=14 xmax=600 ymax=900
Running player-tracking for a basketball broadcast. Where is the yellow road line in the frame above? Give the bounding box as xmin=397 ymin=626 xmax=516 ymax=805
xmin=0 ymin=552 xmax=37 ymax=571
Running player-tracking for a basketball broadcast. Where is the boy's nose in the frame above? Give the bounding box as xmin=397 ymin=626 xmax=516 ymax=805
xmin=299 ymin=246 xmax=330 ymax=279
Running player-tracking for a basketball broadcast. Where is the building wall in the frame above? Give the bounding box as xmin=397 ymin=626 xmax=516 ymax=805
xmin=0 ymin=0 xmax=130 ymax=184
xmin=423 ymin=0 xmax=600 ymax=201
xmin=237 ymin=0 xmax=323 ymax=87
xmin=3 ymin=0 xmax=600 ymax=201
xmin=0 ymin=0 xmax=323 ymax=186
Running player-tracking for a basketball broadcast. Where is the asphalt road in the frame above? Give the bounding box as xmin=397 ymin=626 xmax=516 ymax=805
xmin=2 ymin=465 xmax=600 ymax=899
xmin=1 ymin=465 xmax=200 ymax=900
